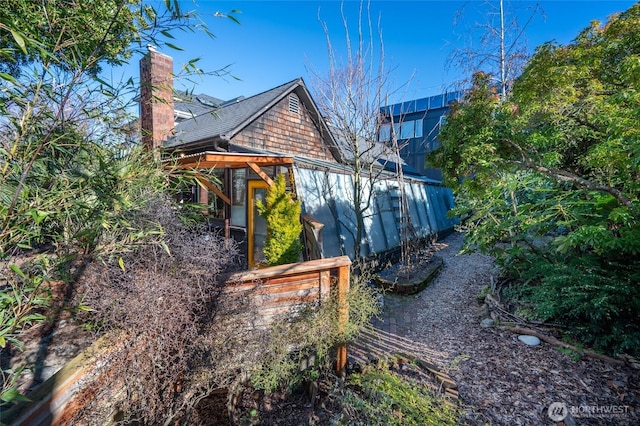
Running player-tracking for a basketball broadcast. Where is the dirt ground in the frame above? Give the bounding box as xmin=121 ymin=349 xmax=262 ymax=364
xmin=394 ymin=232 xmax=639 ymax=425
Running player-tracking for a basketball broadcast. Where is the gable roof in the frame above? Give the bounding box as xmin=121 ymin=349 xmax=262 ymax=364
xmin=174 ymin=92 xmax=246 ymax=119
xmin=165 ymin=78 xmax=341 ymax=161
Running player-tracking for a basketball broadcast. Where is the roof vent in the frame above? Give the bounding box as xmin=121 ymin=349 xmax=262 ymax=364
xmin=288 ymin=94 xmax=300 ymax=114
xmin=197 ymin=95 xmax=219 ymax=108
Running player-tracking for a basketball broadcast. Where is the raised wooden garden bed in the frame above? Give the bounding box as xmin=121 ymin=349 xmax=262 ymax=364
xmin=374 ymin=256 xmax=444 ymax=295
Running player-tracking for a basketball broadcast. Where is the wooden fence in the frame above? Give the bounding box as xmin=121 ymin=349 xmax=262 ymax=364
xmin=3 ymin=256 xmax=352 ymax=425
xmin=223 ymin=255 xmax=351 ymax=373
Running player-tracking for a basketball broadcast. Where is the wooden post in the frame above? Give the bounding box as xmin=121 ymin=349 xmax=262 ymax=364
xmin=335 ymin=264 xmax=350 ymax=376
xmin=319 ymin=270 xmax=330 ymax=301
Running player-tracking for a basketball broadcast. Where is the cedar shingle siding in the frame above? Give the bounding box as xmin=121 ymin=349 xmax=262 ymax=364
xmin=231 ymin=95 xmax=334 ymax=162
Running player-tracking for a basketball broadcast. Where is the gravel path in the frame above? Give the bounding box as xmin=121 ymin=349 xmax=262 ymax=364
xmin=363 ymin=232 xmax=639 ymax=425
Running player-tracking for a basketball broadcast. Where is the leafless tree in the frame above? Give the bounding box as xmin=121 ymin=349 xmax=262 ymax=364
xmin=310 ymin=0 xmax=409 ymax=262
xmin=448 ymin=0 xmax=544 ymax=99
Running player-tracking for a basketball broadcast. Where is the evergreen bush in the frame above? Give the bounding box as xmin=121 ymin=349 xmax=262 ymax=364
xmin=256 ymin=173 xmax=303 ymax=266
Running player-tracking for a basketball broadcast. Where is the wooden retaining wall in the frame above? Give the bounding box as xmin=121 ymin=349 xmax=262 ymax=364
xmin=2 ymin=256 xmax=351 ymax=425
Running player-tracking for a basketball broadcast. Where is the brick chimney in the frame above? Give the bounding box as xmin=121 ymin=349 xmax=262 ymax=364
xmin=139 ymin=48 xmax=174 ymax=152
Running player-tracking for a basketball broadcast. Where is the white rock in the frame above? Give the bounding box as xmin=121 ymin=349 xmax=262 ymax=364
xmin=518 ymin=335 xmax=541 ymax=346
xmin=480 ymin=318 xmax=494 ymax=328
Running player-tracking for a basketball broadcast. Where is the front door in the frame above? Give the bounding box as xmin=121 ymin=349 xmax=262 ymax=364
xmin=247 ymin=180 xmax=270 ymax=268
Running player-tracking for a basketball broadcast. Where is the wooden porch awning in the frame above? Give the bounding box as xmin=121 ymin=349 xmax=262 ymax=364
xmin=166 ymin=151 xmax=296 ymax=202
xmin=171 ymin=151 xmax=295 ymax=170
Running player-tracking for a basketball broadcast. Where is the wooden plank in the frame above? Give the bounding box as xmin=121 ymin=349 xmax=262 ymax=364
xmin=445 ymin=388 xmax=459 ymax=399
xmin=257 ymin=279 xmax=320 ymax=295
xmin=226 ymin=256 xmax=351 ymax=282
xmin=258 ymin=285 xmax=318 ymax=299
xmin=173 ymin=153 xmax=294 ymax=168
xmin=223 ymin=280 xmax=322 ymax=309
xmin=194 ymin=174 xmax=231 ymax=205
xmin=258 ymin=272 xmax=319 ymax=287
xmin=223 ymin=273 xmax=320 ymax=294
xmin=320 ymin=270 xmax=330 ymax=301
xmin=247 ymin=162 xmax=275 ymax=187
xmin=335 ymin=264 xmax=350 ymax=376
xmin=256 ymin=291 xmax=320 ymax=307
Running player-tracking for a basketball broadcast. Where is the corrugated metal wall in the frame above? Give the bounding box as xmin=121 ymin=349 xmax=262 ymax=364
xmin=294 ymin=164 xmax=457 ymax=260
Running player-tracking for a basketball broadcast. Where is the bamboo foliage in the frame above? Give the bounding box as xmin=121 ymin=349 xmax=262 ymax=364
xmin=0 ymin=0 xmax=239 ymax=408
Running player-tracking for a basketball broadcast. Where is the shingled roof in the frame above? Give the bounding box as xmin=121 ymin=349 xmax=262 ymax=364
xmin=173 ymin=92 xmax=247 ymax=120
xmin=173 ymin=92 xmax=223 ymax=118
xmin=168 ymin=79 xmax=308 ymax=145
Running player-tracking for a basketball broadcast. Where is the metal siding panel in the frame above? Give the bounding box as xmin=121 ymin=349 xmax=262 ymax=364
xmin=295 ymin=166 xmax=455 ymax=260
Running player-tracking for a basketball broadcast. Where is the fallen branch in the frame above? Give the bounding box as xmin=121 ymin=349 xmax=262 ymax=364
xmin=497 ymin=325 xmax=625 ymax=366
xmin=395 ymin=352 xmax=458 ymax=398
xmin=485 ymin=294 xmax=568 ymax=329
xmin=485 ymin=294 xmax=527 ymax=325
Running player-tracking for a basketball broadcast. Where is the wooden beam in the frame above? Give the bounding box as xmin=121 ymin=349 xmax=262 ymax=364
xmin=173 ymin=153 xmax=294 ymax=169
xmin=247 ymin=162 xmax=275 ymax=187
xmin=225 ymin=256 xmax=351 ymax=282
xmin=320 ymin=270 xmax=330 ymax=301
xmin=336 ymin=264 xmax=350 ymax=377
xmin=194 ymin=173 xmax=231 ymax=205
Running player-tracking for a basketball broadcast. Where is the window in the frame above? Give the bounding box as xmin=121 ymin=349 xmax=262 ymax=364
xmin=230 ymin=169 xmax=246 ymax=227
xmin=378 ymin=123 xmax=391 ymax=142
xmin=414 ymin=119 xmax=423 ymax=137
xmin=378 ymin=118 xmax=424 ymax=141
xmin=400 ymin=121 xmax=414 ymax=139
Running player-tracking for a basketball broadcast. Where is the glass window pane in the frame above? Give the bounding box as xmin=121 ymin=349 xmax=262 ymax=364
xmin=252 ymin=187 xmax=268 ymax=265
xmin=415 ymin=119 xmax=423 ymax=137
xmin=378 ymin=123 xmax=391 ymax=142
xmin=400 ymin=120 xmax=414 ymax=139
xmin=230 ymin=169 xmax=246 ymax=227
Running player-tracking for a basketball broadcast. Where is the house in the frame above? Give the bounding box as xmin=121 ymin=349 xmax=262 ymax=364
xmin=379 ymin=92 xmax=463 ymax=181
xmin=139 ymin=49 xmax=456 ymax=267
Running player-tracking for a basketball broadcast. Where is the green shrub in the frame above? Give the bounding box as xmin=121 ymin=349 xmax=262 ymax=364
xmin=339 ymin=362 xmax=459 ymax=425
xmin=508 ymin=250 xmax=640 ymax=357
xmin=256 ymin=173 xmax=303 ymax=266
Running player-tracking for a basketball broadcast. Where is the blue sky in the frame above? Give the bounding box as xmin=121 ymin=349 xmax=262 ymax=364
xmin=114 ymin=1 xmax=638 ymax=105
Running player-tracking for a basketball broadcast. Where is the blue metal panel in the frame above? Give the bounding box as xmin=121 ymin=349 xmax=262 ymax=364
xmin=294 ymin=165 xmax=456 ymax=261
